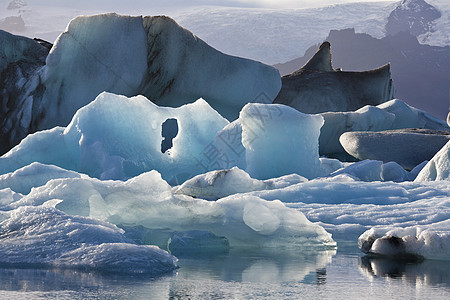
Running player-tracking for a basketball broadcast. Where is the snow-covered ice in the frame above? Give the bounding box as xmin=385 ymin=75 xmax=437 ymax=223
xmin=174 ymin=167 xmax=307 ymax=200
xmin=0 ymin=88 xmax=449 ymax=265
xmin=415 ymin=140 xmax=450 ymax=181
xmin=0 ymin=168 xmax=335 ymax=249
xmin=0 ymin=202 xmax=178 ymax=274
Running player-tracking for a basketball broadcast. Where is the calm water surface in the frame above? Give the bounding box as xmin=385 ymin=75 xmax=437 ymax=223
xmin=0 ymin=242 xmax=449 ymax=299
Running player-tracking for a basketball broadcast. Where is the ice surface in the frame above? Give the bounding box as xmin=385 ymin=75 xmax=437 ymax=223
xmin=1 ymin=92 xmax=229 ymax=182
xmin=240 ymin=103 xmax=324 ymax=180
xmin=0 ymin=162 xmax=81 ymax=194
xmin=174 ymin=167 xmax=307 ymax=200
xmin=243 ymin=177 xmax=450 ymax=244
xmin=330 ymin=160 xmax=415 ymax=182
xmin=415 ymin=140 xmax=450 ymax=181
xmin=0 ymin=202 xmax=177 ymax=274
xmin=0 ymin=169 xmax=334 ymax=249
xmin=40 ymin=14 xmax=148 ymax=129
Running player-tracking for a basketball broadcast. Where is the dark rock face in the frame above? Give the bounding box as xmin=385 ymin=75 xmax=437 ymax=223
xmin=273 ymin=42 xmax=394 ymax=114
xmin=274 ymin=28 xmax=450 ymax=120
xmin=386 ymin=0 xmax=441 ymax=37
xmin=0 ymin=30 xmax=50 ymax=155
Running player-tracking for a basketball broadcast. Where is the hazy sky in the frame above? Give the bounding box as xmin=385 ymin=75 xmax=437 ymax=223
xmin=21 ymin=0 xmax=396 ymax=10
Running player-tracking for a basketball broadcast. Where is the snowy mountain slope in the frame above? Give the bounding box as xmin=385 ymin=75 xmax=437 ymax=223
xmin=1 ymin=1 xmax=448 ymax=65
xmin=418 ymin=0 xmax=450 ymax=46
xmin=176 ymin=2 xmax=397 ymax=64
xmin=0 ymin=1 xmax=396 ymax=64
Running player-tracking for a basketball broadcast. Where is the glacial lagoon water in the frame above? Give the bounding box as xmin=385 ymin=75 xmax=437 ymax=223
xmin=1 ymin=242 xmax=449 ymax=299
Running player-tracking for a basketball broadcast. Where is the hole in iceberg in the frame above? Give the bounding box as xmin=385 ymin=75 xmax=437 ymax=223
xmin=161 ymin=118 xmax=179 ymax=154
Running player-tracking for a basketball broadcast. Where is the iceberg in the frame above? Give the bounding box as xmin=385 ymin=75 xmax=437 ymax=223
xmin=1 ymin=13 xmax=281 ymax=156
xmin=1 ymin=95 xmax=328 ymax=183
xmin=0 ymin=202 xmax=178 ymax=275
xmin=274 ymin=42 xmax=395 ymax=114
xmin=240 ymin=103 xmax=324 ymax=180
xmin=0 ymin=92 xmax=229 ymax=182
xmin=1 ymin=168 xmax=335 ymax=249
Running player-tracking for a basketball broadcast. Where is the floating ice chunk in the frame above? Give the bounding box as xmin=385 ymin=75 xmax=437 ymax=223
xmin=415 ymin=140 xmax=450 ymax=181
xmin=174 ymin=167 xmax=267 ymax=199
xmin=174 ymin=167 xmax=307 ymax=200
xmin=319 ymin=157 xmax=345 ymax=177
xmin=331 ymin=160 xmax=384 ymax=181
xmin=1 ymin=92 xmax=229 ymax=182
xmin=340 ymin=129 xmax=450 ymax=170
xmin=11 ymin=171 xmax=334 ymax=249
xmin=38 ymin=13 xmax=280 ymax=129
xmin=330 ymin=160 xmax=413 ymax=182
xmin=381 ymin=161 xmax=414 ymax=182
xmin=319 ymin=99 xmax=449 ymax=157
xmin=319 ymin=105 xmax=395 ymax=156
xmin=0 ymin=162 xmax=81 ymax=194
xmin=240 ymin=103 xmax=324 ymax=180
xmin=359 ymin=220 xmax=450 ymax=260
xmin=0 ymin=203 xmax=177 ymax=274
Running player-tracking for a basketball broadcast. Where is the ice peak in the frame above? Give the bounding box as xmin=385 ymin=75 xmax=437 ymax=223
xmin=300 ymin=41 xmax=333 ymax=72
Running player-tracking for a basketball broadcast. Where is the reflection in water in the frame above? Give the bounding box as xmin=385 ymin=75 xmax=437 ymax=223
xmin=176 ymin=249 xmax=336 ymax=284
xmin=0 ymin=249 xmax=335 ymax=294
xmin=359 ymin=256 xmax=450 ymax=288
xmin=0 ymin=265 xmax=174 ymax=293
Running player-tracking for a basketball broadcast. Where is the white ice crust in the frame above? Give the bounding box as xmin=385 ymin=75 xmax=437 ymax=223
xmin=0 ymin=202 xmax=177 ymax=274
xmin=415 ymin=140 xmax=450 ymax=181
xmin=0 ymin=169 xmax=335 ymax=249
